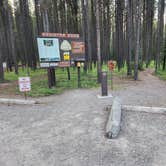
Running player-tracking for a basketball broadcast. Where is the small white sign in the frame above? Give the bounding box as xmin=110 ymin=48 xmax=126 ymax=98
xmin=18 ymin=77 xmax=31 ymax=92
xmin=40 ymin=63 xmax=50 ymax=68
xmin=50 ymin=62 xmax=59 ymax=67
xmin=3 ymin=62 xmax=7 ymax=69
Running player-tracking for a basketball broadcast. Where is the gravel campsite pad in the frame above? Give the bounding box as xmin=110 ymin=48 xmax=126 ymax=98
xmin=0 ymin=69 xmax=166 ymax=166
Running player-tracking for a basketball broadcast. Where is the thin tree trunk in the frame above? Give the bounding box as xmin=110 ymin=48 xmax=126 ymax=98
xmin=0 ymin=55 xmax=4 ymax=83
xmin=126 ymin=0 xmax=132 ymax=75
xmin=163 ymin=28 xmax=166 ymax=70
xmin=81 ymin=0 xmax=88 ymax=72
xmin=134 ymin=0 xmax=141 ymax=80
xmin=87 ymin=0 xmax=92 ymax=70
xmin=115 ymin=0 xmax=124 ymax=71
xmin=34 ymin=0 xmax=42 ymax=35
xmin=5 ymin=1 xmax=18 ymax=74
xmin=96 ymin=0 xmax=101 ymax=83
xmin=155 ymin=0 xmax=165 ymax=72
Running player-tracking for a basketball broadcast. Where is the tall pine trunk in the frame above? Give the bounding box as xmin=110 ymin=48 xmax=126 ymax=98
xmin=134 ymin=0 xmax=141 ymax=80
xmin=96 ymin=0 xmax=101 ymax=83
xmin=5 ymin=0 xmax=18 ymax=74
xmin=115 ymin=0 xmax=124 ymax=71
xmin=126 ymin=0 xmax=132 ymax=75
xmin=155 ymin=0 xmax=165 ymax=72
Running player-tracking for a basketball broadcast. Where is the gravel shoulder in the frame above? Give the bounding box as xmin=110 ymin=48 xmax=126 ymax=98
xmin=0 ymin=69 xmax=166 ymax=166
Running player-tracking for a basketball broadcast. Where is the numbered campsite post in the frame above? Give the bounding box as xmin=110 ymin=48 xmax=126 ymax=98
xmin=108 ymin=61 xmax=115 ymax=90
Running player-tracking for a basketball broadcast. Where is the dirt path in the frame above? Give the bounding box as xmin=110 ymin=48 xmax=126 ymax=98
xmin=112 ymin=68 xmax=166 ymax=107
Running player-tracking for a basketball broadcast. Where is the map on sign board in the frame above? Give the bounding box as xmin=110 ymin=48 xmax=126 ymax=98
xmin=37 ymin=38 xmax=61 ymax=62
xmin=37 ymin=34 xmax=86 ymax=68
xmin=18 ymin=77 xmax=31 ymax=92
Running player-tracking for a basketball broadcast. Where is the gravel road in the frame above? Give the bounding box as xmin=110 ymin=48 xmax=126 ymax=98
xmin=0 ymin=69 xmax=166 ymax=166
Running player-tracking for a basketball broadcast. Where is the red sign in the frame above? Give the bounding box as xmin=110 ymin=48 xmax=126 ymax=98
xmin=108 ymin=61 xmax=115 ymax=71
xmin=41 ymin=33 xmax=80 ymax=38
xmin=58 ymin=61 xmax=70 ymax=68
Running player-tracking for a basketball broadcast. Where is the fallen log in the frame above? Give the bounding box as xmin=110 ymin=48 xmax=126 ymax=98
xmin=106 ymin=97 xmax=122 ymax=139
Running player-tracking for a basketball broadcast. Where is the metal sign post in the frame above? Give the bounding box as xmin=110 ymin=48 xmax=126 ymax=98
xmin=110 ymin=70 xmax=113 ymax=90
xmin=67 ymin=67 xmax=71 ymax=81
xmin=77 ymin=62 xmax=81 ymax=88
xmin=24 ymin=92 xmax=27 ymax=100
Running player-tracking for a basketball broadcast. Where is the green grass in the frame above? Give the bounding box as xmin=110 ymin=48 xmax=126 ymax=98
xmin=5 ymin=61 xmax=159 ymax=97
xmin=5 ymin=68 xmax=47 ymax=81
xmin=4 ymin=67 xmax=99 ymax=97
xmin=156 ymin=69 xmax=166 ymax=80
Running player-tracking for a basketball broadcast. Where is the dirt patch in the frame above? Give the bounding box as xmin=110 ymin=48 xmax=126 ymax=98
xmin=112 ymin=69 xmax=166 ymax=107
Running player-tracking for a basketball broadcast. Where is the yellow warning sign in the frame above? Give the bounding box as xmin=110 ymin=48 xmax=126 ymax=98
xmin=63 ymin=52 xmax=70 ymax=61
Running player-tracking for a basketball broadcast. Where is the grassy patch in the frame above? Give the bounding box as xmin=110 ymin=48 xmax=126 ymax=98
xmin=156 ymin=70 xmax=166 ymax=80
xmin=3 ymin=67 xmax=99 ymax=97
xmin=4 ymin=62 xmax=153 ymax=97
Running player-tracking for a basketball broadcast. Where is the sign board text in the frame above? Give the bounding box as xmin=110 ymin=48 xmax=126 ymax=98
xmin=18 ymin=77 xmax=31 ymax=92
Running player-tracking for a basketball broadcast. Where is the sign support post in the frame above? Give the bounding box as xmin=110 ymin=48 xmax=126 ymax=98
xmin=67 ymin=67 xmax=71 ymax=80
xmin=77 ymin=62 xmax=81 ymax=88
xmin=108 ymin=61 xmax=115 ymax=90
xmin=24 ymin=92 xmax=27 ymax=100
xmin=110 ymin=70 xmax=113 ymax=90
xmin=47 ymin=68 xmax=52 ymax=88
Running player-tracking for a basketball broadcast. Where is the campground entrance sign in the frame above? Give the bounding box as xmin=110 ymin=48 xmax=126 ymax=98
xmin=37 ymin=33 xmax=85 ymax=68
xmin=37 ymin=33 xmax=85 ymax=88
